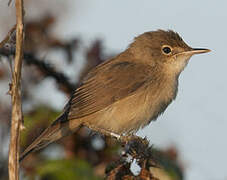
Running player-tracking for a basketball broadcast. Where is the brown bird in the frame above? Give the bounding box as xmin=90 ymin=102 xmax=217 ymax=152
xmin=20 ymin=30 xmax=210 ymax=161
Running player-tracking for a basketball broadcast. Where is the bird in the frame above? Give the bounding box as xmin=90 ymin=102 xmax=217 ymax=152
xmin=19 ymin=30 xmax=210 ymax=162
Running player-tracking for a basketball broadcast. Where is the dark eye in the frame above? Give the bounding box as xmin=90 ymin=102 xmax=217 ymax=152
xmin=162 ymin=46 xmax=172 ymax=54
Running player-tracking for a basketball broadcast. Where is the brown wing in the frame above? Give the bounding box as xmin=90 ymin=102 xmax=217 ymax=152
xmin=68 ymin=60 xmax=153 ymax=119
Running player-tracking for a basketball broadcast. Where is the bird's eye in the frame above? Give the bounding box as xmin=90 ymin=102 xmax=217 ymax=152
xmin=162 ymin=46 xmax=172 ymax=55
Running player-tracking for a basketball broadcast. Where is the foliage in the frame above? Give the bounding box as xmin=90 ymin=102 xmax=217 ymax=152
xmin=35 ymin=159 xmax=101 ymax=180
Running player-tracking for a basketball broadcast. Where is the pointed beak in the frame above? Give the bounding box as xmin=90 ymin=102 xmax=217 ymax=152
xmin=187 ymin=48 xmax=211 ymax=55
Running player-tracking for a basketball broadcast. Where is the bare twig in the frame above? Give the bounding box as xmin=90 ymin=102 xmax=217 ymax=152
xmin=0 ymin=47 xmax=77 ymax=94
xmin=0 ymin=25 xmax=16 ymax=49
xmin=8 ymin=0 xmax=13 ymax=6
xmin=8 ymin=0 xmax=24 ymax=179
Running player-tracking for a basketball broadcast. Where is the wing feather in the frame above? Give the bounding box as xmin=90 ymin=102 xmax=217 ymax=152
xmin=68 ymin=60 xmax=153 ymax=119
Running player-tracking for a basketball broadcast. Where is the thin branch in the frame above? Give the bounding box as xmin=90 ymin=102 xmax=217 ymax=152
xmin=8 ymin=0 xmax=13 ymax=6
xmin=0 ymin=25 xmax=16 ymax=49
xmin=23 ymin=53 xmax=77 ymax=94
xmin=0 ymin=47 xmax=77 ymax=94
xmin=8 ymin=0 xmax=24 ymax=179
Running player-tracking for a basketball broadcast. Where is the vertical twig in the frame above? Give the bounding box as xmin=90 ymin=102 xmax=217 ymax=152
xmin=8 ymin=0 xmax=24 ymax=179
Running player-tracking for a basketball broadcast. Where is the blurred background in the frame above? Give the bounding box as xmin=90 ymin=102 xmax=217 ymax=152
xmin=0 ymin=0 xmax=226 ymax=179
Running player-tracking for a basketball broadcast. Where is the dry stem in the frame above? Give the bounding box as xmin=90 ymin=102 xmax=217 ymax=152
xmin=8 ymin=0 xmax=24 ymax=179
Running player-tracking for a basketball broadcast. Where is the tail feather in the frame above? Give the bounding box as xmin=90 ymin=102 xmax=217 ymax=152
xmin=19 ymin=113 xmax=81 ymax=162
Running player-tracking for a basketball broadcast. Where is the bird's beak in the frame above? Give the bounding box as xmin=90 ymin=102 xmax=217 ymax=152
xmin=186 ymin=48 xmax=211 ymax=55
xmin=176 ymin=48 xmax=211 ymax=57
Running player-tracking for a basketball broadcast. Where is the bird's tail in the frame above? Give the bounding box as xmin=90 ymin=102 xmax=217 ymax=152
xmin=19 ymin=112 xmax=82 ymax=162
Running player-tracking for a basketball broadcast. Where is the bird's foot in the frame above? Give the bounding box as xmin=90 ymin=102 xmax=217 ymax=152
xmin=121 ymin=136 xmax=151 ymax=161
xmin=120 ymin=135 xmax=149 ymax=145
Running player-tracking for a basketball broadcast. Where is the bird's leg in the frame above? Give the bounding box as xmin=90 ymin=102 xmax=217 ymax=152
xmin=84 ymin=124 xmax=148 ymax=145
xmin=84 ymin=124 xmax=122 ymax=140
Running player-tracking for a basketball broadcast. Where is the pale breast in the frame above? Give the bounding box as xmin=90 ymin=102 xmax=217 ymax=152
xmin=82 ymin=78 xmax=177 ymax=135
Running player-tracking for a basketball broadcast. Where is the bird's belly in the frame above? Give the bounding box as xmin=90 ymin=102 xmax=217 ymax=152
xmin=82 ymin=87 xmax=171 ymax=135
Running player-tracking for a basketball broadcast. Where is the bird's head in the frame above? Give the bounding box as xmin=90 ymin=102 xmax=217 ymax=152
xmin=129 ymin=30 xmax=210 ymax=75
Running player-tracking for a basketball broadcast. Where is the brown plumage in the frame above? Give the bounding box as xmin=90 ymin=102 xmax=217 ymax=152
xmin=20 ymin=30 xmax=210 ymax=162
